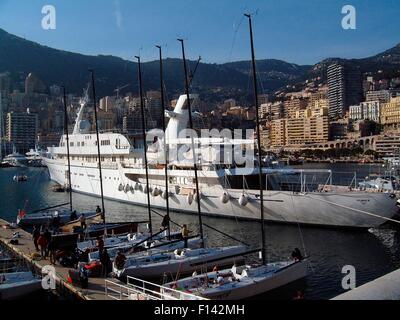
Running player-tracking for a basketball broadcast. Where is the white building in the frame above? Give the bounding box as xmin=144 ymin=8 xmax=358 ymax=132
xmin=349 ymin=104 xmax=363 ymax=120
xmin=361 ymin=101 xmax=380 ymax=122
xmin=349 ymin=101 xmax=380 ymax=122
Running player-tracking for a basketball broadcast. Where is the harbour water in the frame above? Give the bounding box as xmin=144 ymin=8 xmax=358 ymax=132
xmin=1 ymin=164 xmax=400 ymax=300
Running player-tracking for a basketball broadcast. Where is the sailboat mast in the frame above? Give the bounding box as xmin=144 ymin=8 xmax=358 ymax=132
xmin=178 ymin=39 xmax=204 ymax=248
xmin=62 ymin=87 xmax=73 ymax=213
xmin=135 ymin=56 xmax=153 ymax=236
xmin=245 ymin=13 xmax=266 ymax=264
xmin=89 ymin=70 xmax=106 ymax=225
xmin=156 ymin=45 xmax=171 ymax=239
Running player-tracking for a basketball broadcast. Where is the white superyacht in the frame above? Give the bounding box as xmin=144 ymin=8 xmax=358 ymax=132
xmin=43 ymin=93 xmax=398 ymax=229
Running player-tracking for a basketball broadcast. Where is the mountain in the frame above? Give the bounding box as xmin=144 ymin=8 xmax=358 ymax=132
xmin=0 ymin=28 xmax=309 ymax=101
xmin=307 ymin=43 xmax=400 ymax=83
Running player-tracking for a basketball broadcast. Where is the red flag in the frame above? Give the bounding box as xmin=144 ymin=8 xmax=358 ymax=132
xmin=18 ymin=210 xmax=26 ymax=219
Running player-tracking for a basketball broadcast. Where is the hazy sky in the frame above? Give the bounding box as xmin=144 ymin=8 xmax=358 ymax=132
xmin=0 ymin=0 xmax=399 ymax=65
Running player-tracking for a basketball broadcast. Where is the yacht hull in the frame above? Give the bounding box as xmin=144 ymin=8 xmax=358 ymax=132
xmin=44 ymin=159 xmax=398 ymax=229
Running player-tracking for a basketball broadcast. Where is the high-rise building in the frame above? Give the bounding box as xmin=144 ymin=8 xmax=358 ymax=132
xmin=327 ymin=63 xmax=362 ymax=120
xmin=99 ymin=96 xmax=116 ymax=112
xmin=6 ymin=109 xmax=38 ymax=153
xmin=381 ymin=96 xmax=400 ymax=130
xmin=24 ymin=73 xmax=46 ymax=95
xmin=0 ymin=72 xmax=11 ymax=96
xmin=145 ymin=91 xmax=163 ymax=126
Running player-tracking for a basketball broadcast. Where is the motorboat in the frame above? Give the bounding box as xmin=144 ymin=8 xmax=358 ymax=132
xmin=0 ymin=272 xmax=42 ymax=300
xmin=16 ymin=209 xmax=99 ymax=227
xmin=13 ymin=174 xmax=28 ymax=182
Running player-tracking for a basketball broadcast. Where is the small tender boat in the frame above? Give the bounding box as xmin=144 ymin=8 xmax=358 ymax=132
xmin=162 ymin=260 xmax=308 ymax=300
xmin=16 ymin=210 xmax=99 ymax=227
xmin=113 ymin=245 xmax=247 ymax=279
xmin=52 ymin=184 xmax=67 ymax=193
xmin=0 ymin=272 xmax=42 ymax=300
xmin=13 ymin=175 xmax=28 ymax=182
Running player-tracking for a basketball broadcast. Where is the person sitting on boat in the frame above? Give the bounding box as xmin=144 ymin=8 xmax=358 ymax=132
xmin=160 ymin=214 xmax=170 ymax=231
xmin=291 ymin=248 xmax=303 ymax=262
xmin=96 ymin=236 xmax=104 ymax=253
xmin=96 ymin=206 xmax=104 ymax=221
xmin=115 ymin=250 xmax=127 ymax=271
xmin=70 ymin=210 xmax=78 ymax=221
xmin=52 ymin=212 xmax=61 ymax=234
xmin=80 ymin=214 xmax=87 ymax=230
xmin=181 ymin=225 xmax=192 ymax=248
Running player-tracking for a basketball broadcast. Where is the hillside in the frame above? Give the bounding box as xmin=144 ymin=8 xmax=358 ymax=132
xmin=0 ymin=28 xmax=309 ymax=100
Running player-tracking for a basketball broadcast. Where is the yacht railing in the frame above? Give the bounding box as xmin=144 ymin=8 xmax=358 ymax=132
xmin=126 ymin=276 xmax=208 ymax=300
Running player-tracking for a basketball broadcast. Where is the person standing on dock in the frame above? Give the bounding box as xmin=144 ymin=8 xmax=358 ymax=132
xmin=32 ymin=225 xmax=40 ymax=251
xmin=37 ymin=233 xmax=49 ymax=259
xmin=43 ymin=229 xmax=52 ymax=258
xmin=48 ymin=238 xmax=57 ymax=265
